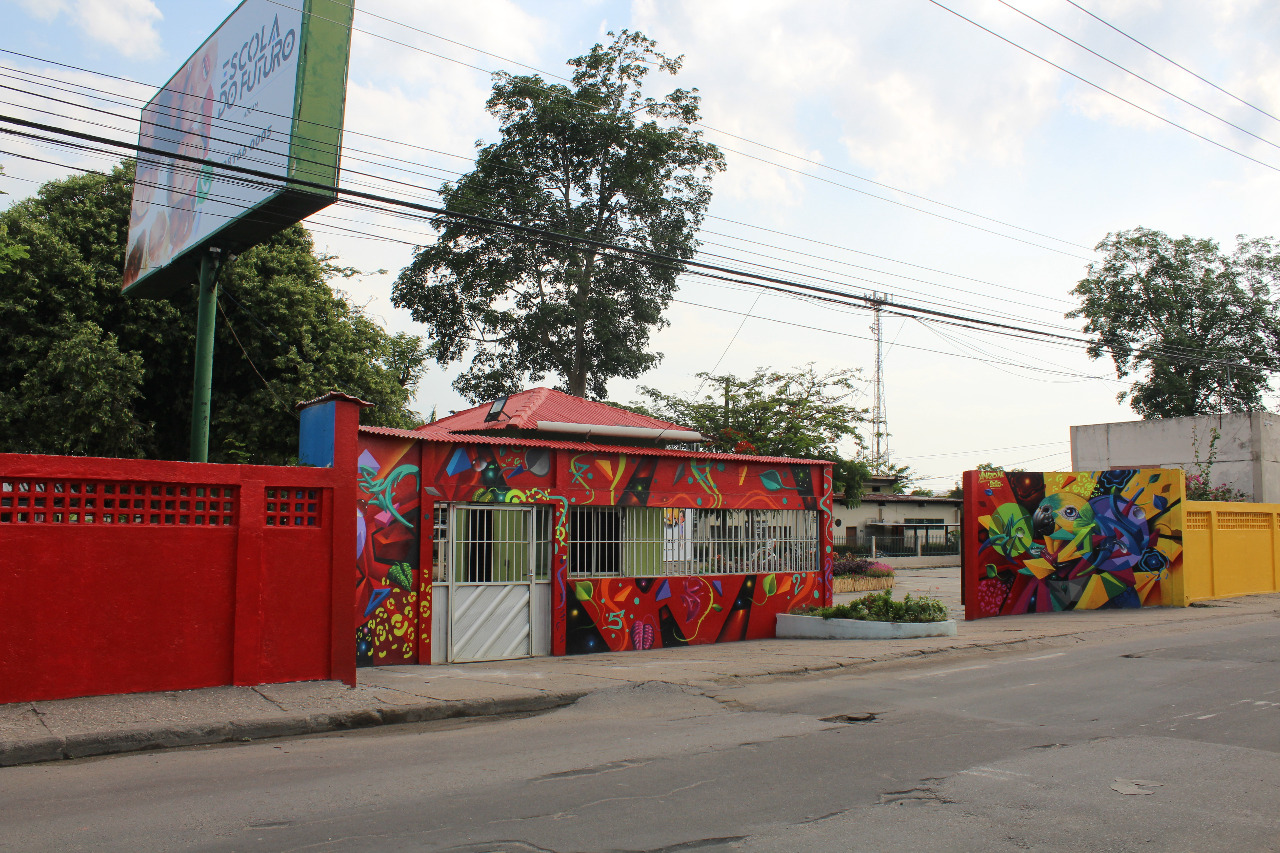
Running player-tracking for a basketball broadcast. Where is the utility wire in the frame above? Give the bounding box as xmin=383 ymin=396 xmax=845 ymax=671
xmin=1061 ymin=0 xmax=1280 ymax=125
xmin=288 ymin=0 xmax=1095 ymax=253
xmin=2 ymin=117 xmax=1266 ymax=374
xmin=998 ymin=0 xmax=1280 ymax=154
xmin=0 ymin=16 xmax=1097 ymax=261
xmin=0 ymin=61 xmax=1082 ymax=324
xmin=926 ymin=0 xmax=1280 ymax=174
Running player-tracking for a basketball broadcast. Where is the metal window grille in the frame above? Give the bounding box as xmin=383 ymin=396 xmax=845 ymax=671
xmin=568 ymin=507 xmax=818 ymax=578
xmin=449 ymin=505 xmax=552 ymax=584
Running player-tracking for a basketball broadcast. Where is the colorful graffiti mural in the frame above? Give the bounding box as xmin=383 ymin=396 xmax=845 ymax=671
xmin=419 ymin=443 xmax=823 ymax=512
xmin=355 ymin=437 xmax=423 ymax=666
xmin=354 ymin=429 xmax=834 ymax=664
xmin=963 ymin=469 xmax=1184 ymax=620
xmin=566 ymin=572 xmax=823 ymax=654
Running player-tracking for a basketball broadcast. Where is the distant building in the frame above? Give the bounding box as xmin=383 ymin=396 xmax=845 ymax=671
xmin=1071 ymin=411 xmax=1280 ymax=502
xmin=830 ymin=474 xmax=962 ymax=555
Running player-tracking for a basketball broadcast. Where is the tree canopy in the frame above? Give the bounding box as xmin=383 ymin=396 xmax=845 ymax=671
xmin=392 ymin=30 xmax=725 ymax=402
xmin=1069 ymin=227 xmax=1280 ymax=418
xmin=633 ymin=364 xmax=868 ymax=496
xmin=0 ymin=161 xmax=425 ymax=462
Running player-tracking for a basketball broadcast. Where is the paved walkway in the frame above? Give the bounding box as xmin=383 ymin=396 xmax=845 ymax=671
xmin=2 ymin=567 xmax=1276 ymax=768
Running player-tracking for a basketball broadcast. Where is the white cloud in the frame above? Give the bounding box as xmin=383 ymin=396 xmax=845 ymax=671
xmin=15 ymin=0 xmax=162 ymax=59
xmin=16 ymin=0 xmax=69 ymax=22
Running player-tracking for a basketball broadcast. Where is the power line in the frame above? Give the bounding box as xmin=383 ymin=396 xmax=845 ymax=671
xmin=219 ymin=4 xmax=1099 ymax=260
xmin=1061 ymin=0 xmax=1280 ymax=126
xmin=3 ymin=115 xmax=1269 ymax=376
xmin=0 ymin=59 xmax=1087 ymax=326
xmin=998 ymin=0 xmax=1280 ymax=154
xmin=926 ymin=0 xmax=1280 ymax=174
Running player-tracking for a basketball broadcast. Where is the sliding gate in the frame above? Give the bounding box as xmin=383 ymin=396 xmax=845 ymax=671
xmin=446 ymin=504 xmax=552 ymax=662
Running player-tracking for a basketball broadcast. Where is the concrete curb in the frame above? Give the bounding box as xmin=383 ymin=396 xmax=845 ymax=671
xmin=0 ymin=691 xmax=590 ymax=768
xmin=777 ymin=614 xmax=958 ymax=639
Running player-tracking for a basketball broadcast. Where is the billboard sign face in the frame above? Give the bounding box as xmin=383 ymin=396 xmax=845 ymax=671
xmin=123 ymin=0 xmax=353 ymax=297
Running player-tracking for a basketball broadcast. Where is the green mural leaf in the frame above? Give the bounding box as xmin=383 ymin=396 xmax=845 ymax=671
xmin=711 ymin=604 xmax=723 ymax=612
xmin=387 ymin=562 xmax=413 ymax=592
xmin=574 ymin=581 xmax=594 ymax=602
xmin=763 ymin=574 xmax=777 ymax=597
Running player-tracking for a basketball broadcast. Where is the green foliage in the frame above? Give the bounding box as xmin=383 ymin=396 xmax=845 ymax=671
xmin=0 ymin=161 xmax=425 ymax=462
xmin=801 ymin=591 xmax=949 ymax=623
xmin=635 ymin=363 xmax=866 ymax=459
xmin=1069 ymin=227 xmax=1280 ymax=418
xmin=392 ymin=30 xmax=725 ymax=401
xmin=0 ymin=321 xmax=146 ymax=457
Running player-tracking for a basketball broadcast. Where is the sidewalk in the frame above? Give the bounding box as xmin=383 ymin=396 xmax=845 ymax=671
xmin=2 ymin=574 xmax=1276 ymax=768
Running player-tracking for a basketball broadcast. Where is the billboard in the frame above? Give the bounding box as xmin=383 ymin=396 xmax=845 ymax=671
xmin=122 ymin=0 xmax=354 ymax=297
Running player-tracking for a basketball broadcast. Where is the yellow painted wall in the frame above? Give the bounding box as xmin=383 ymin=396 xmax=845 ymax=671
xmin=1179 ymin=501 xmax=1280 ymax=604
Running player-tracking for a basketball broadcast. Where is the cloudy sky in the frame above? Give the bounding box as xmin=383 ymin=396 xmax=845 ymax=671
xmin=6 ymin=0 xmax=1280 ymax=487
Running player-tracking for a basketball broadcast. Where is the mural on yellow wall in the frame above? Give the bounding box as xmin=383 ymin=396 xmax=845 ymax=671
xmin=963 ymin=469 xmax=1184 ymax=619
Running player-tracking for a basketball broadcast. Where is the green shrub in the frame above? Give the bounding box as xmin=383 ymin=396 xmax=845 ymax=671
xmin=798 ymin=591 xmax=948 ymax=623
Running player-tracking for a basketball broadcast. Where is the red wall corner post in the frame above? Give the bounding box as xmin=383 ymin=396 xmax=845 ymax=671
xmin=329 ymin=398 xmax=365 ymax=686
xmin=961 ymin=470 xmax=979 ymax=621
xmin=297 ymin=391 xmax=371 ymax=687
xmin=232 ymin=476 xmax=265 ymax=686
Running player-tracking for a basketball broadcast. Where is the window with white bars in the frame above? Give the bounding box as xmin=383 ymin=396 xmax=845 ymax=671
xmin=567 ymin=507 xmax=818 ymax=578
xmin=450 ymin=505 xmax=553 ymax=584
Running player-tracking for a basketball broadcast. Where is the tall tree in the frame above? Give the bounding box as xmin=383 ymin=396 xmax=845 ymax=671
xmin=0 ymin=161 xmax=426 ymax=462
xmin=1069 ymin=227 xmax=1280 ymax=418
xmin=634 ymin=364 xmax=868 ymax=496
xmin=392 ymin=30 xmax=725 ymax=402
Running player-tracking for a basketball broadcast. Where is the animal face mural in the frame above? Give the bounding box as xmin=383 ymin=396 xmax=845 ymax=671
xmin=356 ymin=438 xmax=423 ymax=666
xmin=964 ymin=469 xmax=1184 ymax=619
xmin=567 ymin=572 xmax=824 ymax=654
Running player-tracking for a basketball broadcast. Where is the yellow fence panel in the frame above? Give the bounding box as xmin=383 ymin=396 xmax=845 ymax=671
xmin=1180 ymin=501 xmax=1280 ymax=603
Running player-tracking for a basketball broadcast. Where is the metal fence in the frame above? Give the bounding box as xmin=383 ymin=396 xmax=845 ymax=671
xmin=841 ymin=525 xmax=959 ymax=558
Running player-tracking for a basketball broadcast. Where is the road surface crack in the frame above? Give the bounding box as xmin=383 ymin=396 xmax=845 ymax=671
xmin=251 ymin=686 xmax=288 ymax=713
xmin=29 ymin=704 xmax=54 ymax=735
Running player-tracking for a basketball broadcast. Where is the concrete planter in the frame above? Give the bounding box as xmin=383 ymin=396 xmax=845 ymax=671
xmin=833 ymin=575 xmax=894 ymax=594
xmin=776 ymin=613 xmax=957 ymax=640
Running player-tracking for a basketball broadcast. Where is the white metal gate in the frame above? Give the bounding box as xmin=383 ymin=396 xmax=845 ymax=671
xmin=446 ymin=504 xmax=551 ymax=663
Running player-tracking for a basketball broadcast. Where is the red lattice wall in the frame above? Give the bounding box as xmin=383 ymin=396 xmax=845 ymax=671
xmin=0 ymin=452 xmax=356 ymax=704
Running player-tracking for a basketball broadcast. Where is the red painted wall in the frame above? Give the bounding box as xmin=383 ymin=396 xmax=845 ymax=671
xmin=0 ymin=453 xmax=354 ymax=704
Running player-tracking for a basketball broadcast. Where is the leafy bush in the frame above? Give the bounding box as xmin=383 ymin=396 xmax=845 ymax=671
xmin=1185 ymin=473 xmax=1250 ymax=502
xmin=799 ymin=591 xmax=948 ymax=623
xmin=831 ymin=557 xmax=895 ymax=578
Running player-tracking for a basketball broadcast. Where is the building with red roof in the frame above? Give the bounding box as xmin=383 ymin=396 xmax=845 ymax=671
xmin=344 ymin=389 xmax=835 ymax=667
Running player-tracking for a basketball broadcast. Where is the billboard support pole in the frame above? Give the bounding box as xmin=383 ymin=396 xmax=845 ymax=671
xmin=189 ymin=247 xmax=223 ymax=462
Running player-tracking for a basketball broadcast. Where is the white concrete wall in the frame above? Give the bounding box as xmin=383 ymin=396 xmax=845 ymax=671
xmin=1070 ymin=411 xmax=1280 ymax=501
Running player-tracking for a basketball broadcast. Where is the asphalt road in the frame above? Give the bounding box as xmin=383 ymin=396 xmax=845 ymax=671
xmin=2 ymin=618 xmax=1278 ymax=853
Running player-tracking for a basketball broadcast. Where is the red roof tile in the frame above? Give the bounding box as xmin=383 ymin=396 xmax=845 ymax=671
xmin=363 ymin=424 xmax=831 ymax=467
xmin=421 ymin=387 xmax=695 ymax=435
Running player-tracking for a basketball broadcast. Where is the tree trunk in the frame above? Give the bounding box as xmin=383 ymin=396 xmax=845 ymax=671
xmin=568 ymin=251 xmax=596 ymax=397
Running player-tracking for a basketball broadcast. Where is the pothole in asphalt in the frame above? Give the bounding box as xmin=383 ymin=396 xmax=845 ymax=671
xmin=878 ymin=784 xmax=950 ymax=807
xmin=821 ymin=712 xmax=878 ymax=724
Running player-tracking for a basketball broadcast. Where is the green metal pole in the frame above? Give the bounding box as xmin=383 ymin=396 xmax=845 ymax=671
xmin=189 ymin=249 xmax=222 ymax=462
